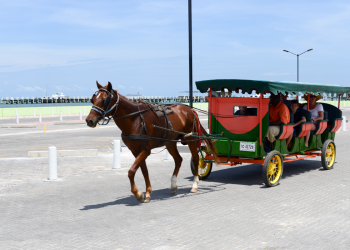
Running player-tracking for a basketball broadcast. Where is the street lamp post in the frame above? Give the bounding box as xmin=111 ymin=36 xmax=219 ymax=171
xmin=283 ymin=49 xmax=313 ymax=82
xmin=188 ymin=0 xmax=193 ymax=108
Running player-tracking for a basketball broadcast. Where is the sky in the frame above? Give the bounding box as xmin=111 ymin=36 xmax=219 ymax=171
xmin=1 ymin=0 xmax=350 ymax=98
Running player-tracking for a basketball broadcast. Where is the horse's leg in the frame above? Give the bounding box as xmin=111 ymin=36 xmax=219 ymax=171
xmin=128 ymin=150 xmax=150 ymax=203
xmin=139 ymin=161 xmax=152 ymax=203
xmin=187 ymin=141 xmax=200 ymax=193
xmin=166 ymin=143 xmax=183 ymax=194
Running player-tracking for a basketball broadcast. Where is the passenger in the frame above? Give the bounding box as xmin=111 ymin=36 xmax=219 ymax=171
xmin=286 ymin=100 xmax=307 ymax=148
xmin=264 ymin=94 xmax=290 ymax=152
xmin=234 ymin=106 xmax=251 ymax=116
xmin=303 ymin=93 xmax=324 ymax=147
xmin=280 ymin=92 xmax=291 ymax=108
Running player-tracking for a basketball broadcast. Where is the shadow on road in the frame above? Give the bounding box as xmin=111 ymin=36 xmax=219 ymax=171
xmin=185 ymin=159 xmax=325 ymax=186
xmin=80 ymin=183 xmax=226 ymax=209
xmin=80 ymin=159 xmax=329 ymax=210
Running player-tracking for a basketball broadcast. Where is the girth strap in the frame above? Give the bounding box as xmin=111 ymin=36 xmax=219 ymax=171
xmin=159 ymin=104 xmax=174 ymax=149
xmin=136 ymin=104 xmax=149 ymax=137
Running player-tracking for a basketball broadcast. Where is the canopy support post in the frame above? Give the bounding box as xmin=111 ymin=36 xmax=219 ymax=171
xmin=338 ymin=94 xmax=341 ymax=109
xmin=259 ymin=94 xmax=263 ymax=146
xmin=209 ymin=88 xmax=212 ymax=134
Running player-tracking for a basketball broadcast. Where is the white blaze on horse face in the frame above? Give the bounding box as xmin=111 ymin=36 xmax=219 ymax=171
xmin=171 ymin=175 xmax=177 ymax=189
xmin=192 ymin=176 xmax=199 ymax=190
xmin=96 ymin=93 xmax=101 ymax=99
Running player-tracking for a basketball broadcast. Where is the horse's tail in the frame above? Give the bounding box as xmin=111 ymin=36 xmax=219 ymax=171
xmin=199 ymin=124 xmax=219 ymax=165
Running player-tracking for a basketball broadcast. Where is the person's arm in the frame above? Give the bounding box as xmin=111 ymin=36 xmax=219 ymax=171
xmin=312 ymin=111 xmax=324 ymax=122
xmin=293 ymin=116 xmax=306 ymax=127
xmin=269 ymin=120 xmax=283 ymax=126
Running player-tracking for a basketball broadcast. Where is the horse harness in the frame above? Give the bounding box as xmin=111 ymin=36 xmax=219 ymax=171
xmin=91 ymin=88 xmax=119 ymax=125
xmin=91 ymin=89 xmax=199 ymax=147
xmin=121 ymin=102 xmax=175 ymax=150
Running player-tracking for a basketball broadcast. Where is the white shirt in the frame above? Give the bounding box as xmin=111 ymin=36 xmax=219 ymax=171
xmin=303 ymin=103 xmax=324 ymax=120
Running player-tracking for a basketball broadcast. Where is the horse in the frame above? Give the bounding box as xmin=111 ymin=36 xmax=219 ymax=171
xmin=86 ymin=81 xmax=218 ymax=203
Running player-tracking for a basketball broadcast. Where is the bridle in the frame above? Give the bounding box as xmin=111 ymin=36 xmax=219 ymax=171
xmin=91 ymin=88 xmax=119 ymax=125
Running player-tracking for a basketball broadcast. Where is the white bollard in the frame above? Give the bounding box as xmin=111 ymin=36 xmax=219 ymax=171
xmin=342 ymin=116 xmax=347 ymax=131
xmin=39 ymin=113 xmax=42 ymax=123
xmin=200 ymin=104 xmax=202 ymax=110
xmin=113 ymin=140 xmax=121 ymax=169
xmin=68 ymin=108 xmax=70 ymax=116
xmin=15 ymin=110 xmax=18 ymax=115
xmin=60 ymin=112 xmax=62 ymax=121
xmin=165 ymin=149 xmax=171 ymax=160
xmin=15 ymin=114 xmax=19 ymax=124
xmin=79 ymin=112 xmax=82 ymax=120
xmin=51 ymin=108 xmax=54 ymax=117
xmin=83 ymin=107 xmax=86 ymax=115
xmin=33 ymin=109 xmax=36 ymax=117
xmin=48 ymin=146 xmax=57 ymax=180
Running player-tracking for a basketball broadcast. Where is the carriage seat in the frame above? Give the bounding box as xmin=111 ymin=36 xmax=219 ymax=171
xmin=294 ymin=109 xmax=313 ymax=138
xmin=274 ymin=113 xmax=294 ymax=140
xmin=320 ymin=103 xmax=343 ymax=132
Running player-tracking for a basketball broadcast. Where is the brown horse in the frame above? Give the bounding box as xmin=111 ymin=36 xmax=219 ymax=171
xmin=86 ymin=81 xmax=218 ymax=203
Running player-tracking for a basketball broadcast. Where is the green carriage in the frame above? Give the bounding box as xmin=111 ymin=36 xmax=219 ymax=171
xmin=192 ymin=79 xmax=350 ymax=186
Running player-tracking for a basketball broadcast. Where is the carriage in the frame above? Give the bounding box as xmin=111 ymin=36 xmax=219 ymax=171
xmin=192 ymin=79 xmax=350 ymax=187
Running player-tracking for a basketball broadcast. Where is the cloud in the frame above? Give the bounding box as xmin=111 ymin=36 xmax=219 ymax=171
xmin=17 ymin=85 xmax=44 ymax=92
xmin=55 ymin=85 xmax=71 ymax=91
xmin=4 ymin=81 xmax=8 ymax=85
xmin=138 ymin=87 xmax=143 ymax=90
xmin=262 ymin=73 xmax=291 ymax=76
xmin=118 ymin=85 xmax=126 ymax=89
xmin=73 ymin=84 xmax=85 ymax=90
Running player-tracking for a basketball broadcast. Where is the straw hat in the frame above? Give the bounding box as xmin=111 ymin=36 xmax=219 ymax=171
xmin=303 ymin=92 xmax=322 ymax=101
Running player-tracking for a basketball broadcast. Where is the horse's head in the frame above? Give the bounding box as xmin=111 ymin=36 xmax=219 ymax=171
xmin=86 ymin=81 xmax=118 ymax=127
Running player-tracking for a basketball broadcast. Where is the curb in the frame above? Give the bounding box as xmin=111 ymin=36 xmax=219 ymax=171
xmin=1 ymin=124 xmax=37 ymax=128
xmin=28 ymin=149 xmax=98 ymax=157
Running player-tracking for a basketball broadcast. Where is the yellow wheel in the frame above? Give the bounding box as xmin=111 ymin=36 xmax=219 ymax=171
xmin=262 ymin=150 xmax=284 ymax=187
xmin=190 ymin=150 xmax=212 ymax=180
xmin=322 ymin=140 xmax=336 ymax=170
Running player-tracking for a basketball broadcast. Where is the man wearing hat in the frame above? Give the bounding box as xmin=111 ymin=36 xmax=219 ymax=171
xmin=303 ymin=93 xmax=324 ymax=147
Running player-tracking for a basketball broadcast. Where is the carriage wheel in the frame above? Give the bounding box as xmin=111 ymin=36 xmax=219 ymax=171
xmin=322 ymin=140 xmax=336 ymax=170
xmin=262 ymin=151 xmax=284 ymax=187
xmin=190 ymin=151 xmax=212 ymax=180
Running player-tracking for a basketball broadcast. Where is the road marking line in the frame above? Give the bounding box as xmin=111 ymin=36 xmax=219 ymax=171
xmin=43 ymin=124 xmax=47 ymax=133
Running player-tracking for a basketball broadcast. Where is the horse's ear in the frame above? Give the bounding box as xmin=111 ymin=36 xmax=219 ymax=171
xmin=96 ymin=81 xmax=103 ymax=89
xmin=107 ymin=81 xmax=112 ymax=92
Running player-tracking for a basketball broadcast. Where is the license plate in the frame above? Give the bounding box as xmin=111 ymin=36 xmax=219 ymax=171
xmin=240 ymin=142 xmax=255 ymax=152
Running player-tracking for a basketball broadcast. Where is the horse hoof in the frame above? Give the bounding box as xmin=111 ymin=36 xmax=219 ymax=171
xmin=144 ymin=196 xmax=151 ymax=203
xmin=171 ymin=186 xmax=178 ymax=194
xmin=136 ymin=192 xmax=145 ymax=203
xmin=190 ymin=188 xmax=198 ymax=193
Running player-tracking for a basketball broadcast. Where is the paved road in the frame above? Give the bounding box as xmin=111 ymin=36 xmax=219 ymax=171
xmin=0 ymin=113 xmax=349 ymax=249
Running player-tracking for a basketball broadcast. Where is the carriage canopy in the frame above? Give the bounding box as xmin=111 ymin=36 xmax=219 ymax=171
xmin=195 ymin=79 xmax=350 ymax=95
